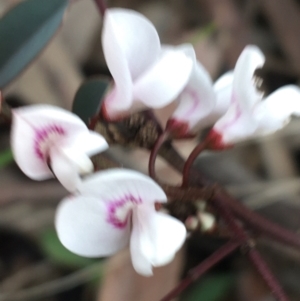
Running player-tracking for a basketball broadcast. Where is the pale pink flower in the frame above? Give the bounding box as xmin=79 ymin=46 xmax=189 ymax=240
xmin=11 ymin=105 xmax=108 ymax=192
xmin=209 ymin=45 xmax=300 ymax=146
xmin=55 ymin=169 xmax=186 ymax=276
xmin=101 ymin=8 xmax=193 ymax=119
xmin=167 ymin=45 xmax=231 ymax=138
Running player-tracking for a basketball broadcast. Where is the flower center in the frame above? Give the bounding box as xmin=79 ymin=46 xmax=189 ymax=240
xmin=34 ymin=125 xmax=65 ymax=160
xmin=107 ymin=195 xmax=142 ymax=229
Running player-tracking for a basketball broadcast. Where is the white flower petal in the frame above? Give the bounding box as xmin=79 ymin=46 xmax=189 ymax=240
xmin=50 ymin=147 xmax=82 ymax=192
xmin=79 ymin=169 xmax=167 ymax=204
xmin=69 ymin=130 xmax=108 ymax=156
xmin=130 ymin=213 xmax=154 ymax=276
xmin=214 ymin=106 xmax=256 ymax=144
xmin=104 ymin=8 xmax=160 ymax=80
xmin=172 ymin=60 xmax=215 ymax=131
xmin=12 ymin=105 xmax=90 ymax=136
xmin=233 ymin=45 xmax=265 ymax=110
xmin=102 ymin=8 xmax=160 ymax=112
xmin=11 ymin=108 xmax=53 ymax=180
xmin=133 ymin=50 xmax=193 ymax=108
xmin=162 ymin=43 xmax=196 ymax=62
xmin=11 ymin=105 xmax=102 ymax=183
xmin=213 ymin=71 xmax=234 ymax=116
xmin=55 ymin=195 xmax=130 ymax=257
xmin=11 ymin=105 xmax=87 ymax=180
xmin=214 ymin=71 xmax=234 ymax=92
xmin=254 ymin=85 xmax=300 ymax=134
xmin=130 ymin=205 xmax=186 ymax=276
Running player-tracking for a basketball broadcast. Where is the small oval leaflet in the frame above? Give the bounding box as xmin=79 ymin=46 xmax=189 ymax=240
xmin=73 ymin=77 xmax=110 ymax=125
xmin=0 ymin=0 xmax=69 ymax=88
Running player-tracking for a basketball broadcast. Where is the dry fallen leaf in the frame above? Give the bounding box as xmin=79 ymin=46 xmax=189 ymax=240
xmin=98 ymin=247 xmax=184 ymax=301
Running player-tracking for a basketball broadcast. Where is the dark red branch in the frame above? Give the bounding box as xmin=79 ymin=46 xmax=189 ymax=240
xmin=182 ymin=139 xmax=209 ymax=187
xmin=159 ymin=143 xmax=300 ymax=251
xmin=159 ymin=240 xmax=240 ymax=301
xmin=149 ymin=131 xmax=169 ymax=180
xmin=216 ymin=190 xmax=300 ymax=250
xmin=211 ymin=192 xmax=290 ymax=301
xmin=94 ymin=0 xmax=107 ymax=16
xmin=248 ymin=248 xmax=289 ymax=301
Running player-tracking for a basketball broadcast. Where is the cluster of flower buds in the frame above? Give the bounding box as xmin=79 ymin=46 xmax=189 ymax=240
xmin=10 ymin=7 xmax=300 ymax=276
xmin=102 ymin=8 xmax=300 ymax=148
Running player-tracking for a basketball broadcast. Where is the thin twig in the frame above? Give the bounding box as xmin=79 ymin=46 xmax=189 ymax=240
xmin=159 ymin=240 xmax=240 ymax=301
xmin=149 ymin=131 xmax=169 ymax=180
xmin=248 ymin=249 xmax=289 ymax=301
xmin=182 ymin=139 xmax=209 ymax=187
xmin=211 ymin=194 xmax=290 ymax=301
xmin=217 ymin=189 xmax=300 ymax=250
xmin=159 ymin=143 xmax=300 ymax=251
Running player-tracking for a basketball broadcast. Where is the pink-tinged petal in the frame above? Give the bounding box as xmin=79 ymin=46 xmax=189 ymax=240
xmin=12 ymin=105 xmax=90 ymax=136
xmin=49 ymin=147 xmax=84 ymax=192
xmin=55 ymin=195 xmax=130 ymax=257
xmin=79 ymin=169 xmax=167 ymax=204
xmin=213 ymin=106 xmax=256 ymax=144
xmin=11 ymin=108 xmax=53 ymax=180
xmin=69 ymin=130 xmax=108 ymax=156
xmin=171 ymin=60 xmax=215 ymax=131
xmin=254 ymin=85 xmax=300 ymax=135
xmin=162 ymin=43 xmax=196 ymax=62
xmin=133 ymin=50 xmax=193 ymax=108
xmin=130 ymin=205 xmax=186 ymax=276
xmin=11 ymin=105 xmax=96 ymax=181
xmin=233 ymin=45 xmax=265 ymax=110
xmin=213 ymin=71 xmax=233 ymax=116
xmin=104 ymin=8 xmax=160 ymax=80
xmin=102 ymin=8 xmax=160 ymax=112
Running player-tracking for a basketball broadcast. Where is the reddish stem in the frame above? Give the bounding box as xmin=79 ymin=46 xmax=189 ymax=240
xmin=211 ymin=194 xmax=290 ymax=301
xmin=159 ymin=240 xmax=240 ymax=301
xmin=217 ymin=190 xmax=300 ymax=250
xmin=94 ymin=0 xmax=107 ymax=16
xmin=182 ymin=139 xmax=210 ymax=187
xmin=159 ymin=143 xmax=300 ymax=251
xmin=248 ymin=249 xmax=289 ymax=301
xmin=149 ymin=131 xmax=169 ymax=180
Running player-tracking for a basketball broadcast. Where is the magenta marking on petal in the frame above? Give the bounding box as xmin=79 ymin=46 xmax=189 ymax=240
xmin=222 ymin=94 xmax=243 ymax=130
xmin=106 ymin=195 xmax=142 ymax=229
xmin=184 ymin=87 xmax=200 ymax=116
xmin=34 ymin=125 xmax=65 ymax=160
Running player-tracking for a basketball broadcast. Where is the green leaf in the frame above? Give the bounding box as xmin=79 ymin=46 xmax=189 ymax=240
xmin=73 ymin=77 xmax=110 ymax=125
xmin=0 ymin=149 xmax=14 ymax=168
xmin=0 ymin=0 xmax=69 ymax=88
xmin=183 ymin=274 xmax=234 ymax=301
xmin=40 ymin=229 xmax=97 ymax=268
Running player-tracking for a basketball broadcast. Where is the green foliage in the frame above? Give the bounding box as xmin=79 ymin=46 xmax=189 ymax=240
xmin=183 ymin=274 xmax=235 ymax=301
xmin=0 ymin=149 xmax=14 ymax=168
xmin=40 ymin=229 xmax=98 ymax=269
xmin=72 ymin=77 xmax=110 ymax=125
xmin=0 ymin=0 xmax=68 ymax=88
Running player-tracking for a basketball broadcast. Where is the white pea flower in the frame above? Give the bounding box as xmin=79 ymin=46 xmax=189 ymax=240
xmin=11 ymin=105 xmax=108 ymax=192
xmin=208 ymin=45 xmax=300 ymax=147
xmin=55 ymin=169 xmax=186 ymax=276
xmin=101 ymin=8 xmax=193 ymax=119
xmin=167 ymin=44 xmax=231 ymax=138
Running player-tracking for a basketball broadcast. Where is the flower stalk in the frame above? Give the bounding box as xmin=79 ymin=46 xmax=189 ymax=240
xmin=93 ymin=0 xmax=107 ymax=16
xmin=159 ymin=239 xmax=241 ymax=301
